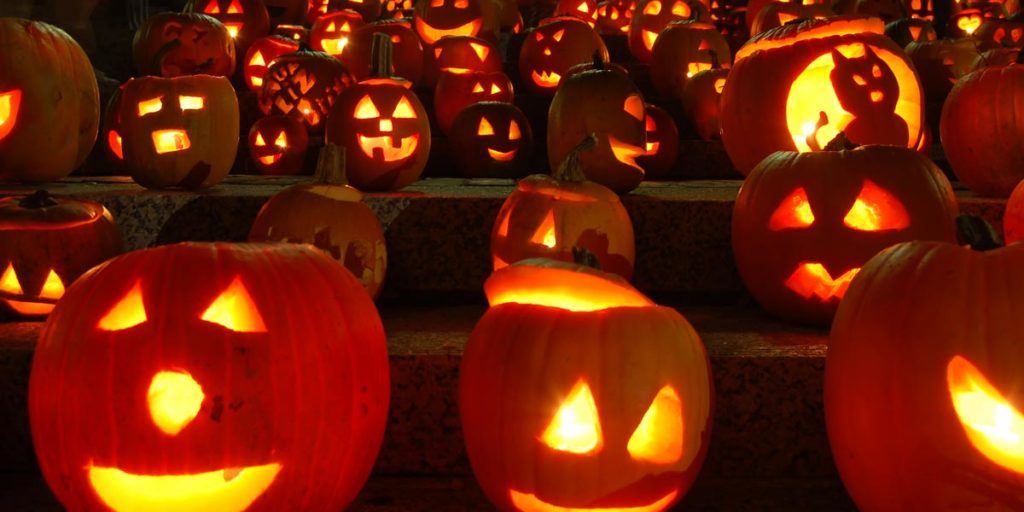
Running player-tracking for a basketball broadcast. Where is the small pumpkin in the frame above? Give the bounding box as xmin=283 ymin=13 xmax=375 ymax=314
xmin=1004 ymin=180 xmax=1024 ymax=244
xmin=596 ymin=0 xmax=637 ymax=34
xmin=948 ymin=3 xmax=1007 ymax=39
xmin=242 ymin=35 xmax=301 ymax=92
xmin=258 ymin=48 xmax=357 ymax=132
xmin=555 ymin=0 xmax=600 ymax=26
xmin=308 ymin=0 xmax=384 ymax=23
xmin=635 ymin=104 xmax=679 ymax=180
xmin=341 ymin=20 xmax=425 ymax=84
xmin=905 ymin=37 xmax=979 ymax=103
xmin=131 ymin=12 xmax=236 ymax=78
xmin=422 ymin=36 xmax=502 ymax=87
xmin=449 ymin=101 xmax=534 ymax=178
xmin=434 ymin=70 xmax=513 ymax=134
xmin=884 ymin=17 xmax=938 ymax=47
xmin=248 ymin=115 xmax=310 ymax=175
xmin=413 ymin=0 xmax=486 ymax=44
xmin=628 ymin=0 xmax=709 ymax=63
xmin=310 ymin=9 xmax=365 ymax=58
xmin=517 ymin=16 xmax=610 ymax=95
xmin=649 ymin=19 xmax=731 ymax=100
xmin=271 ymin=24 xmax=309 ymax=43
xmin=972 ymin=16 xmax=1024 ymax=50
xmin=682 ymin=58 xmax=729 ymax=141
xmin=186 ymin=0 xmax=270 ymax=55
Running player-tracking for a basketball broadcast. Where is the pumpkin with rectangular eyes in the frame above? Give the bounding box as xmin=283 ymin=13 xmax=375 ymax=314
xmin=119 ymin=75 xmax=239 ymax=189
xmin=248 ymin=115 xmax=309 ymax=175
xmin=628 ymin=0 xmax=709 ymax=63
xmin=186 ymin=0 xmax=270 ymax=55
xmin=310 ymin=10 xmax=364 ymax=58
xmin=132 ymin=12 xmax=236 ymax=78
xmin=434 ymin=70 xmax=513 ymax=134
xmin=732 ymin=137 xmax=958 ymax=325
xmin=0 ymin=191 xmax=122 ymax=318
xmin=29 ymin=242 xmax=389 ymax=512
xmin=450 ymin=101 xmax=533 ymax=178
xmin=423 ymin=36 xmax=502 ymax=86
xmin=518 ymin=16 xmax=610 ymax=95
xmin=259 ymin=48 xmax=356 ymax=132
xmin=414 ymin=0 xmax=485 ymax=44
xmin=827 ymin=229 xmax=1024 ymax=510
xmin=460 ymin=258 xmax=713 ymax=512
xmin=649 ymin=20 xmax=731 ymax=100
xmin=636 ymin=104 xmax=679 ymax=180
xmin=242 ymin=36 xmax=301 ymax=92
xmin=340 ymin=20 xmax=425 ymax=84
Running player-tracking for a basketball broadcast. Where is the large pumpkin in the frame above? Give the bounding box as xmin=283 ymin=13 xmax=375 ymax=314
xmin=732 ymin=137 xmax=959 ymax=325
xmin=0 ymin=190 xmax=122 ymax=317
xmin=132 ymin=12 xmax=236 ymax=78
xmin=461 ymin=259 xmax=713 ymax=511
xmin=0 ymin=18 xmax=99 ymax=183
xmin=720 ymin=16 xmax=925 ymax=175
xmin=826 ymin=229 xmax=1024 ymax=510
xmin=30 ymin=242 xmax=390 ymax=511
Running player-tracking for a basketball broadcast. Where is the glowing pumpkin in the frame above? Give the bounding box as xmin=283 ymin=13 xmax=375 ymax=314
xmin=461 ymin=258 xmax=713 ymax=512
xmin=186 ymin=0 xmax=270 ymax=55
xmin=307 ymin=0 xmax=383 ymax=23
xmin=596 ymin=0 xmax=636 ymax=34
xmin=517 ymin=16 xmax=609 ymax=96
xmin=628 ymin=0 xmax=709 ymax=63
xmin=749 ymin=1 xmax=833 ymax=35
xmin=905 ymin=38 xmax=978 ymax=104
xmin=649 ymin=20 xmax=731 ymax=101
xmin=948 ymin=3 xmax=1007 ymax=39
xmin=555 ymin=0 xmax=600 ymax=26
xmin=636 ymin=104 xmax=680 ymax=180
xmin=973 ymin=17 xmax=1024 ymax=50
xmin=132 ymin=12 xmax=236 ymax=78
xmin=449 ymin=101 xmax=534 ymax=178
xmin=422 ymin=36 xmax=502 ymax=87
xmin=247 ymin=115 xmax=309 ymax=175
xmin=434 ymin=70 xmax=513 ymax=134
xmin=884 ymin=17 xmax=938 ymax=47
xmin=242 ymin=35 xmax=301 ymax=92
xmin=258 ymin=48 xmax=357 ymax=132
xmin=682 ymin=59 xmax=729 ymax=141
xmin=413 ymin=0 xmax=485 ymax=44
xmin=340 ymin=20 xmax=425 ymax=84
xmin=310 ymin=9 xmax=364 ymax=58
xmin=30 ymin=242 xmax=389 ymax=512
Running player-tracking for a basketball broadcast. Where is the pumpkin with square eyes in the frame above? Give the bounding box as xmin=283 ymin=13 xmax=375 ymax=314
xmin=247 ymin=115 xmax=309 ymax=175
xmin=905 ymin=38 xmax=978 ymax=104
xmin=185 ymin=0 xmax=270 ymax=55
xmin=423 ymin=36 xmax=501 ymax=86
xmin=434 ymin=70 xmax=513 ymax=134
xmin=635 ymin=104 xmax=679 ymax=180
xmin=310 ymin=9 xmax=364 ymax=58
xmin=628 ymin=0 xmax=709 ymax=63
xmin=596 ymin=0 xmax=637 ymax=34
xmin=460 ymin=258 xmax=713 ymax=512
xmin=242 ymin=35 xmax=301 ymax=92
xmin=307 ymin=0 xmax=384 ymax=24
xmin=884 ymin=18 xmax=938 ymax=47
xmin=119 ymin=75 xmax=239 ymax=190
xmin=29 ymin=242 xmax=389 ymax=512
xmin=258 ymin=48 xmax=356 ymax=132
xmin=340 ymin=20 xmax=425 ymax=84
xmin=649 ymin=20 xmax=731 ymax=99
xmin=682 ymin=63 xmax=729 ymax=141
xmin=414 ymin=0 xmax=485 ymax=44
xmin=132 ymin=12 xmax=236 ymax=78
xmin=518 ymin=16 xmax=610 ymax=95
xmin=450 ymin=102 xmax=533 ymax=178
xmin=0 ymin=191 xmax=122 ymax=318
xmin=827 ymin=231 xmax=1024 ymax=510
xmin=750 ymin=1 xmax=834 ymax=35
xmin=732 ymin=137 xmax=958 ymax=325
xmin=555 ymin=0 xmax=600 ymax=26
xmin=973 ymin=17 xmax=1024 ymax=50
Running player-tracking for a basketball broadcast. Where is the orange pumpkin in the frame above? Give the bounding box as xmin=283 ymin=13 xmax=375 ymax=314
xmin=422 ymin=36 xmax=501 ymax=87
xmin=132 ymin=12 xmax=236 ymax=78
xmin=649 ymin=20 xmax=731 ymax=101
xmin=242 ymin=35 xmax=301 ymax=92
xmin=682 ymin=60 xmax=728 ymax=141
xmin=636 ymin=104 xmax=679 ymax=180
xmin=258 ymin=48 xmax=357 ymax=132
xmin=247 ymin=115 xmax=310 ymax=175
xmin=434 ymin=70 xmax=513 ymax=134
xmin=413 ymin=0 xmax=485 ymax=44
xmin=186 ymin=0 xmax=270 ymax=55
xmin=628 ymin=0 xmax=709 ymax=63
xmin=340 ymin=20 xmax=424 ymax=84
xmin=309 ymin=9 xmax=364 ymax=58
xmin=517 ymin=16 xmax=609 ymax=95
xmin=449 ymin=101 xmax=534 ymax=178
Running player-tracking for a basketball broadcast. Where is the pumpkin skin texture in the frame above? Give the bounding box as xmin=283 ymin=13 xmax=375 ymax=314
xmin=119 ymin=75 xmax=239 ymax=190
xmin=732 ymin=142 xmax=958 ymax=325
xmin=941 ymin=62 xmax=1024 ymax=197
xmin=449 ymin=101 xmax=534 ymax=179
xmin=720 ymin=16 xmax=925 ymax=175
xmin=635 ymin=104 xmax=679 ymax=180
xmin=132 ymin=12 xmax=236 ymax=78
xmin=973 ymin=18 xmax=1024 ymax=51
xmin=340 ymin=21 xmax=424 ymax=84
xmin=884 ymin=17 xmax=937 ymax=47
xmin=826 ymin=240 xmax=1024 ymax=511
xmin=29 ymin=242 xmax=389 ymax=512
xmin=309 ymin=9 xmax=364 ymax=58
xmin=596 ymin=0 xmax=636 ymax=34
xmin=518 ymin=17 xmax=610 ymax=96
xmin=1004 ymin=180 xmax=1024 ymax=244
xmin=905 ymin=38 xmax=978 ymax=103
xmin=628 ymin=0 xmax=709 ymax=63
xmin=0 ymin=191 xmax=122 ymax=318
xmin=414 ymin=0 xmax=486 ymax=44
xmin=434 ymin=70 xmax=514 ymax=134
xmin=242 ymin=36 xmax=301 ymax=92
xmin=682 ymin=66 xmax=729 ymax=141
xmin=258 ymin=49 xmax=357 ymax=133
xmin=0 ymin=18 xmax=100 ymax=183
xmin=247 ymin=115 xmax=309 ymax=175
xmin=460 ymin=260 xmax=713 ymax=512
xmin=750 ymin=2 xmax=833 ymax=36
xmin=649 ymin=20 xmax=731 ymax=101
xmin=745 ymin=0 xmax=828 ymax=31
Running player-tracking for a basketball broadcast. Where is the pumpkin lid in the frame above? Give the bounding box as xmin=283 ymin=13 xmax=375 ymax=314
xmin=485 ymin=258 xmax=653 ymax=311
xmin=0 ymin=191 xmax=111 ymax=230
xmin=736 ymin=16 xmax=884 ymax=62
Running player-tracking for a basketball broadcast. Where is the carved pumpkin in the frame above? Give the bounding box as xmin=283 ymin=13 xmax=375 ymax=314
xmin=30 ymin=242 xmax=389 ymax=512
xmin=548 ymin=63 xmax=647 ymax=194
xmin=492 ymin=137 xmax=635 ymax=276
xmin=250 ymin=145 xmax=387 ymax=298
xmin=745 ymin=0 xmax=827 ymax=30
xmin=102 ymin=86 xmax=127 ymax=169
xmin=905 ymin=38 xmax=978 ymax=103
xmin=518 ymin=16 xmax=609 ymax=95
xmin=827 ymin=228 xmax=1024 ymax=510
xmin=636 ymin=104 xmax=679 ymax=180
xmin=118 ymin=75 xmax=239 ymax=190
xmin=973 ymin=16 xmax=1024 ymax=50
xmin=132 ymin=12 xmax=236 ymax=78
xmin=383 ymin=0 xmax=417 ymax=18
xmin=732 ymin=136 xmax=959 ymax=325
xmin=949 ymin=3 xmax=1008 ymax=38
xmin=461 ymin=258 xmax=713 ymax=511
xmin=247 ymin=115 xmax=310 ymax=175
xmin=258 ymin=48 xmax=356 ymax=132
xmin=941 ymin=55 xmax=1024 ymax=197
xmin=682 ymin=62 xmax=728 ymax=141
xmin=423 ymin=36 xmax=502 ymax=87
xmin=628 ymin=0 xmax=709 ymax=63
xmin=907 ymin=0 xmax=937 ymax=20
xmin=186 ymin=0 xmax=270 ymax=55
xmin=0 ymin=18 xmax=99 ymax=183
xmin=434 ymin=70 xmax=513 ymax=134
xmin=327 ymin=34 xmax=431 ymax=190
xmin=596 ymin=0 xmax=637 ymax=34
xmin=310 ymin=9 xmax=365 ymax=57
xmin=750 ymin=1 xmax=833 ymax=35
xmin=414 ymin=0 xmax=486 ymax=44
xmin=308 ymin=0 xmax=384 ymax=23
xmin=341 ymin=20 xmax=425 ymax=84
xmin=271 ymin=24 xmax=309 ymax=43
xmin=0 ymin=191 xmax=122 ymax=318
xmin=884 ymin=17 xmax=938 ymax=47
xmin=555 ymin=0 xmax=600 ymax=26
xmin=449 ymin=101 xmax=534 ymax=178
xmin=971 ymin=46 xmax=1021 ymax=70
xmin=649 ymin=20 xmax=731 ymax=100
xmin=242 ymin=35 xmax=301 ymax=92
xmin=720 ymin=16 xmax=926 ymax=175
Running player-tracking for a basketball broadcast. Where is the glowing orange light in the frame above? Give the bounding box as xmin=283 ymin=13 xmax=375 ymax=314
xmin=477 ymin=117 xmax=495 ymax=135
xmin=714 ymin=78 xmax=726 ymax=93
xmin=98 ymin=281 xmax=147 ymax=331
xmin=38 ymin=270 xmax=64 ymax=300
xmin=469 ymin=42 xmax=490 ymax=60
xmin=508 ymin=121 xmax=521 ymax=140
xmin=842 ymin=180 xmax=909 ymax=231
xmin=948 ymin=355 xmax=1024 ymax=474
xmin=489 ymin=83 xmax=502 ymax=94
xmin=415 ymin=18 xmax=482 ymax=44
xmin=608 ymin=134 xmax=645 ymax=171
xmin=137 ymin=97 xmax=163 ymax=117
xmin=227 ymin=0 xmax=242 ymax=13
xmin=393 ymin=97 xmax=417 ymax=118
xmin=274 ymin=132 xmax=287 ymax=147
xmin=510 ymin=490 xmax=678 ymax=512
xmin=769 ymin=188 xmax=815 ymax=230
xmin=319 ymin=36 xmax=349 ymax=55
xmin=358 ymin=134 xmax=420 ymax=161
xmin=179 ymin=95 xmax=204 ymax=111
xmin=784 ymin=262 xmax=859 ymax=301
xmin=201 ymin=277 xmax=267 ymax=333
xmin=0 ymin=263 xmax=23 ymax=295
xmin=627 ymin=385 xmax=684 ymax=463
xmin=644 ymin=0 xmax=662 ymax=14
xmin=108 ymin=130 xmax=124 ymax=159
xmin=624 ymin=95 xmax=645 ymax=121
xmin=958 ymin=15 xmax=981 ymax=34
xmin=670 ymin=1 xmax=689 ymax=16
xmin=0 ymin=89 xmax=21 ymax=141
xmin=687 ymin=62 xmax=712 ymax=78
xmin=487 ymin=148 xmax=517 ymax=161
xmin=148 ymin=371 xmax=204 ymax=436
xmin=531 ymin=70 xmax=562 ymax=87
xmin=88 ymin=463 xmax=282 ymax=512
xmin=204 ymin=0 xmax=220 ymax=13
xmin=472 ymin=83 xmax=484 ymax=93
xmin=224 ymin=23 xmax=242 ymax=38
xmin=553 ymin=28 xmax=566 ymax=41
xmin=254 ymin=132 xmax=267 ymax=146
xmin=529 ymin=210 xmax=558 ymax=248
xmin=354 ymin=95 xmax=381 ymax=119
xmin=250 ymin=76 xmax=263 ymax=87
xmin=152 ymin=130 xmax=191 ymax=154
xmin=258 ymin=154 xmax=281 ymax=166
xmin=542 ymin=380 xmax=603 ymax=454
xmin=642 ymin=29 xmax=658 ymax=50
xmin=485 ymin=263 xmax=653 ymax=312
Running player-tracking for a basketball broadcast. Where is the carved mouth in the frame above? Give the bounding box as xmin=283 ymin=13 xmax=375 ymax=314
xmin=607 ymin=134 xmax=645 ymax=171
xmin=2 ymin=298 xmax=55 ymax=316
xmin=531 ymin=70 xmax=562 ymax=88
xmin=415 ymin=17 xmax=482 ymax=44
xmin=88 ymin=463 xmax=282 ymax=512
xmin=642 ymin=29 xmax=658 ymax=50
xmin=510 ymin=489 xmax=678 ymax=512
xmin=257 ymin=154 xmax=282 ymax=166
xmin=358 ymin=134 xmax=419 ymax=162
xmin=319 ymin=36 xmax=349 ymax=56
xmin=152 ymin=130 xmax=191 ymax=154
xmin=487 ymin=147 xmax=517 ymax=161
xmin=784 ymin=262 xmax=859 ymax=301
xmin=0 ymin=89 xmax=20 ymax=141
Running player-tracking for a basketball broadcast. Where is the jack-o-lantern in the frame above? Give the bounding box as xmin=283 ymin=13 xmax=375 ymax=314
xmin=30 ymin=242 xmax=389 ymax=512
xmin=555 ymin=0 xmax=600 ymax=26
xmin=907 ymin=0 xmax=937 ymax=20
xmin=186 ymin=0 xmax=270 ymax=55
xmin=119 ymin=75 xmax=239 ymax=189
xmin=0 ymin=18 xmax=99 ymax=183
xmin=973 ymin=17 xmax=1024 ymax=50
xmin=242 ymin=35 xmax=301 ymax=92
xmin=518 ymin=16 xmax=610 ymax=95
xmin=258 ymin=48 xmax=356 ymax=132
xmin=649 ymin=20 xmax=731 ymax=100
xmin=132 ymin=12 xmax=236 ymax=78
xmin=250 ymin=144 xmax=387 ymax=298
xmin=461 ymin=258 xmax=713 ymax=511
xmin=628 ymin=0 xmax=709 ymax=63
xmin=596 ymin=0 xmax=637 ymax=34
xmin=949 ymin=3 xmax=1008 ymax=38
xmin=732 ymin=136 xmax=959 ymax=325
xmin=548 ymin=64 xmax=647 ymax=194
xmin=0 ymin=191 xmax=122 ymax=318
xmin=636 ymin=104 xmax=679 ymax=180
xmin=414 ymin=0 xmax=486 ymax=44
xmin=310 ymin=10 xmax=365 ymax=57
xmin=383 ymin=0 xmax=417 ymax=17
xmin=971 ymin=46 xmax=1021 ymax=69
xmin=434 ymin=70 xmax=513 ymax=134
xmin=327 ymin=34 xmax=431 ymax=190
xmin=941 ymin=55 xmax=1024 ymax=197
xmin=423 ymin=36 xmax=502 ymax=86
xmin=720 ymin=16 xmax=926 ymax=175
xmin=682 ymin=60 xmax=729 ymax=140
xmin=272 ymin=24 xmax=309 ymax=43
xmin=905 ymin=38 xmax=978 ymax=103
xmin=102 ymin=86 xmax=127 ymax=170
xmin=248 ymin=115 xmax=310 ymax=175
xmin=745 ymin=0 xmax=828 ymax=30
xmin=308 ymin=0 xmax=384 ymax=23
xmin=884 ymin=17 xmax=938 ymax=47
xmin=449 ymin=101 xmax=533 ymax=178
xmin=826 ymin=227 xmax=1024 ymax=510
xmin=341 ymin=20 xmax=425 ymax=84
xmin=750 ymin=1 xmax=834 ymax=35
xmin=492 ymin=136 xmax=635 ymax=276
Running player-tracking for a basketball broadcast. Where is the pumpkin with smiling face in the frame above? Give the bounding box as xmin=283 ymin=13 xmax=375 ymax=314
xmin=461 ymin=258 xmax=713 ymax=512
xmin=414 ymin=0 xmax=485 ymax=44
xmin=29 ymin=242 xmax=389 ymax=512
xmin=732 ymin=137 xmax=959 ymax=325
xmin=310 ymin=9 xmax=364 ymax=58
xmin=518 ymin=16 xmax=609 ymax=95
xmin=132 ymin=12 xmax=236 ymax=78
xmin=826 ymin=228 xmax=1024 ymax=510
xmin=434 ymin=70 xmax=513 ymax=134
xmin=422 ymin=36 xmax=502 ymax=87
xmin=247 ymin=115 xmax=310 ymax=175
xmin=0 ymin=191 xmax=122 ymax=318
xmin=242 ymin=36 xmax=300 ymax=92
xmin=186 ymin=0 xmax=270 ymax=55
xmin=635 ymin=104 xmax=679 ymax=180
xmin=628 ymin=0 xmax=709 ymax=63
xmin=596 ymin=0 xmax=637 ymax=34
xmin=450 ymin=102 xmax=533 ymax=178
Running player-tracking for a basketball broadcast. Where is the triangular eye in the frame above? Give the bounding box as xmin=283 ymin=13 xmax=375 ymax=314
xmin=624 ymin=95 xmax=644 ymax=121
xmin=469 ymin=42 xmax=490 ymax=61
xmin=552 ymin=28 xmax=566 ymax=41
xmin=434 ymin=47 xmax=444 ymax=58
xmin=843 ymin=180 xmax=909 ymax=232
xmin=477 ymin=117 xmax=495 ymax=135
xmin=204 ymin=0 xmax=220 ymax=13
xmin=250 ymin=51 xmax=266 ymax=66
xmin=327 ymin=21 xmax=337 ymax=31
xmin=627 ymin=385 xmax=684 ymax=463
xmin=535 ymin=31 xmax=545 ymax=41
xmin=392 ymin=97 xmax=417 ymax=118
xmin=254 ymin=132 xmax=267 ymax=146
xmin=508 ymin=120 xmax=521 ymax=140
xmin=227 ymin=0 xmax=243 ymax=13
xmin=947 ymin=355 xmax=1024 ymax=473
xmin=38 ymin=270 xmax=65 ymax=300
xmin=769 ymin=187 xmax=815 ymax=230
xmin=98 ymin=281 xmax=147 ymax=331
xmin=0 ymin=263 xmax=23 ymax=295
xmin=578 ymin=2 xmax=590 ymax=13
xmin=340 ymin=21 xmax=351 ymax=31
xmin=671 ymin=1 xmax=689 ymax=16
xmin=541 ymin=380 xmax=603 ymax=454
xmin=490 ymin=83 xmax=502 ymax=94
xmin=472 ymin=82 xmax=485 ymax=93
xmin=200 ymin=277 xmax=267 ymax=333
xmin=354 ymin=95 xmax=381 ymax=119
xmin=531 ymin=209 xmax=557 ymax=248
xmin=274 ymin=131 xmax=288 ymax=147
xmin=644 ymin=0 xmax=662 ymax=15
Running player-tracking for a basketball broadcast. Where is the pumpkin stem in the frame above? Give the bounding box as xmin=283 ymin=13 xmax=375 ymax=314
xmin=313 ymin=144 xmax=349 ymax=186
xmin=18 ymin=190 xmax=58 ymax=209
xmin=554 ymin=134 xmax=598 ymax=182
xmin=708 ymin=50 xmax=721 ymax=70
xmin=591 ymin=50 xmax=605 ymax=70
xmin=572 ymin=246 xmax=603 ymax=270
xmin=824 ymin=131 xmax=859 ymax=151
xmin=956 ymin=214 xmax=1003 ymax=251
xmin=369 ymin=32 xmax=394 ymax=79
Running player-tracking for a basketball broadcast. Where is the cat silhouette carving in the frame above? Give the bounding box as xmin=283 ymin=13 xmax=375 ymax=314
xmin=830 ymin=46 xmax=908 ymax=147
